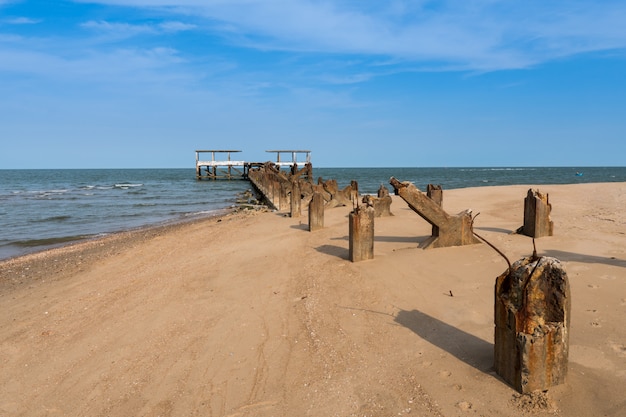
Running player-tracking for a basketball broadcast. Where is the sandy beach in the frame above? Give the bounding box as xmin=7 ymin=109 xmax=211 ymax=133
xmin=1 ymin=182 xmax=625 ymax=417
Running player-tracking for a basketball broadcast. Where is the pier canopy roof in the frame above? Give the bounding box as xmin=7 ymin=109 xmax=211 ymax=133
xmin=265 ymin=150 xmax=311 ymax=166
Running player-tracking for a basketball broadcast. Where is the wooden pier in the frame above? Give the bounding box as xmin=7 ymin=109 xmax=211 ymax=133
xmin=196 ymin=149 xmax=312 ymax=180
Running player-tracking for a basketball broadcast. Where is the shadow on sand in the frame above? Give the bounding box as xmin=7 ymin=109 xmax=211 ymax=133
xmin=543 ymin=249 xmax=626 ymax=268
xmin=394 ymin=308 xmax=494 ymax=374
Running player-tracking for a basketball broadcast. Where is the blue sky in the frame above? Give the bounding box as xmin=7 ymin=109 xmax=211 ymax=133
xmin=1 ymin=0 xmax=625 ymax=168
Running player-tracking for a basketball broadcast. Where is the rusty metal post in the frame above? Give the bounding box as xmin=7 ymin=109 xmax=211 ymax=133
xmin=290 ymin=179 xmax=301 ymax=218
xmin=494 ymin=256 xmax=570 ymax=393
xmin=349 ymin=205 xmax=375 ymax=262
xmin=308 ymin=192 xmax=324 ymax=231
xmin=520 ymin=189 xmax=554 ymax=238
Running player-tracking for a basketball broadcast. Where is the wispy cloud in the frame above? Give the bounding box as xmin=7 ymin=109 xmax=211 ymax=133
xmin=81 ymin=19 xmax=195 ymax=38
xmin=72 ymin=0 xmax=626 ymax=70
xmin=4 ymin=16 xmax=42 ymax=25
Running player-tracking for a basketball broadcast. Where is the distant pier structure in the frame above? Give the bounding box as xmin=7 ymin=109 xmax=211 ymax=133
xmin=196 ymin=150 xmax=247 ymax=180
xmin=196 ymin=149 xmax=312 ymax=180
xmin=265 ymin=150 xmax=311 ymax=169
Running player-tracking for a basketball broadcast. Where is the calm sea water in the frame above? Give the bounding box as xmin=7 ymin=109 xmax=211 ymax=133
xmin=1 ymin=167 xmax=624 ymax=260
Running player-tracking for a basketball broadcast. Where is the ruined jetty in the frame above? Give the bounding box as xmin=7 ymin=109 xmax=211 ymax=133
xmin=195 ymin=149 xmax=311 ymax=180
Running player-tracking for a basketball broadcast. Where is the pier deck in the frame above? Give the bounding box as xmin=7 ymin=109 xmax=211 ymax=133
xmin=196 ymin=150 xmax=248 ymax=180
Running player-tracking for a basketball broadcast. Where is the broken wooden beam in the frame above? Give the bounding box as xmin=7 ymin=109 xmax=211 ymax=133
xmin=389 ymin=177 xmax=480 ymax=249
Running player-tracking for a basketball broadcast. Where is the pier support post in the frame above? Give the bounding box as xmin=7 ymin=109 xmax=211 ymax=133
xmin=518 ymin=189 xmax=554 ymax=238
xmin=279 ymin=182 xmax=290 ymax=212
xmin=349 ymin=205 xmax=375 ymax=262
xmin=290 ymin=179 xmax=301 ymax=218
xmin=494 ymin=256 xmax=570 ymax=393
xmin=308 ymin=192 xmax=324 ymax=231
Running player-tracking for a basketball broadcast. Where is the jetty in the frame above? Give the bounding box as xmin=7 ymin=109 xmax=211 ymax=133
xmin=195 ymin=149 xmax=311 ymax=180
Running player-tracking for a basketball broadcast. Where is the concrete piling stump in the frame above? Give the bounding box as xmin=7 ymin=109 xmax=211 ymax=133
xmin=308 ymin=192 xmax=324 ymax=231
xmin=290 ymin=179 xmax=301 ymax=218
xmin=519 ymin=189 xmax=554 ymax=238
xmin=349 ymin=205 xmax=375 ymax=262
xmin=494 ymin=256 xmax=570 ymax=393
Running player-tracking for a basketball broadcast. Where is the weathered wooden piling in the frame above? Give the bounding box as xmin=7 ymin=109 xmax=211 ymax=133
xmin=494 ymin=256 xmax=570 ymax=393
xmin=308 ymin=192 xmax=324 ymax=231
xmin=349 ymin=205 xmax=375 ymax=262
xmin=290 ymin=178 xmax=301 ymax=218
xmin=519 ymin=189 xmax=554 ymax=238
xmin=390 ymin=177 xmax=480 ymax=249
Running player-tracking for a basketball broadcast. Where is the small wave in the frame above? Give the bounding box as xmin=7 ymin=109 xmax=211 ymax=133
xmin=34 ymin=215 xmax=72 ymax=223
xmin=37 ymin=189 xmax=69 ymax=194
xmin=13 ymin=235 xmax=91 ymax=247
xmin=114 ymin=183 xmax=143 ymax=189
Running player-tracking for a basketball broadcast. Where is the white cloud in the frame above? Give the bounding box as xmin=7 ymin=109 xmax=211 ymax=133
xmin=81 ymin=20 xmax=156 ymax=36
xmin=71 ymin=0 xmax=626 ymax=70
xmin=81 ymin=19 xmax=195 ymax=36
xmin=4 ymin=17 xmax=42 ymax=25
xmin=158 ymin=21 xmax=196 ymax=32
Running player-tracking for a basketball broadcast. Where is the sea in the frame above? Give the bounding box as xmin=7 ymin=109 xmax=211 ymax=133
xmin=1 ymin=167 xmax=625 ymax=261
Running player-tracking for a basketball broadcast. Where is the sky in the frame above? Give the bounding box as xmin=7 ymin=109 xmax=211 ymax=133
xmin=0 ymin=1 xmax=625 ymax=168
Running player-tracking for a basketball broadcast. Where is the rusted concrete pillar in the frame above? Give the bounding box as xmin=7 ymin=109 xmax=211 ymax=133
xmin=494 ymin=256 xmax=570 ymax=393
xmin=308 ymin=192 xmax=324 ymax=231
xmin=349 ymin=206 xmax=375 ymax=262
xmin=520 ymin=189 xmax=554 ymax=238
xmin=290 ymin=179 xmax=301 ymax=218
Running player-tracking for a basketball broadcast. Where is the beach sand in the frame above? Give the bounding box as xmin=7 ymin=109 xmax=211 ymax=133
xmin=1 ymin=182 xmax=625 ymax=417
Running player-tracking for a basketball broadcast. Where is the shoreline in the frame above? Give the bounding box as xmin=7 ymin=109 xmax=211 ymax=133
xmin=0 ymin=206 xmax=266 ymax=289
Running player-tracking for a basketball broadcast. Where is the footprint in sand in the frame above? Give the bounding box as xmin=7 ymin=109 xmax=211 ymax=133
xmin=456 ymin=401 xmax=473 ymax=411
xmin=609 ymin=343 xmax=626 ymax=357
xmin=621 ymin=298 xmax=626 ymax=306
xmin=587 ymin=284 xmax=600 ymax=289
xmin=590 ymin=321 xmax=601 ymax=328
xmin=438 ymin=370 xmax=451 ymax=378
